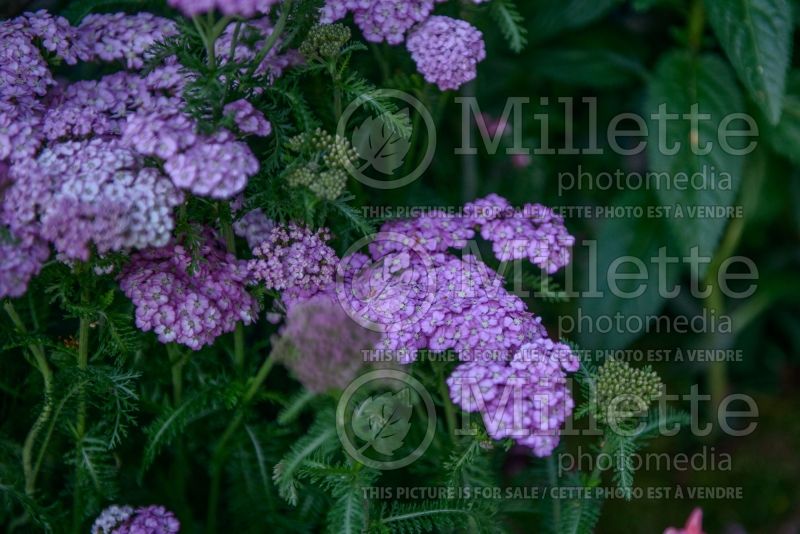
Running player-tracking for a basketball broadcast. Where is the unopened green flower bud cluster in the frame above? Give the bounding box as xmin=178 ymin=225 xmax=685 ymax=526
xmin=300 ymin=24 xmax=351 ymax=60
xmin=595 ymin=358 xmax=663 ymax=423
xmin=286 ymin=128 xmax=357 ymax=201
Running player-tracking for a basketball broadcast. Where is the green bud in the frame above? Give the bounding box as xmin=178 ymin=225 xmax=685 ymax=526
xmin=595 ymin=358 xmax=663 ymax=424
xmin=300 ymin=24 xmax=351 ymax=60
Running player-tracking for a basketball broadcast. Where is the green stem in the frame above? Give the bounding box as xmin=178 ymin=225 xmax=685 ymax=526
xmin=687 ymin=0 xmax=705 ymax=53
xmin=329 ymin=62 xmax=343 ymax=120
xmin=232 ymin=324 xmax=245 ymax=372
xmin=33 ymin=383 xmax=81 ymax=490
xmin=459 ymin=6 xmax=478 ymax=202
xmin=193 ymin=17 xmax=216 ymax=70
xmin=247 ymin=0 xmax=293 ymax=77
xmin=73 ymin=289 xmax=90 ymax=534
xmin=4 ymin=302 xmax=52 ymax=497
xmin=206 ymin=351 xmax=276 ymax=533
xmin=438 ymin=369 xmax=456 ymax=439
xmin=76 ymin=310 xmax=90 ymax=437
xmin=168 ymin=345 xmax=187 ymax=405
xmin=460 ymin=79 xmax=478 ymax=202
xmin=702 ymin=149 xmax=765 ymax=421
xmin=227 ymin=21 xmax=242 ymax=64
xmin=370 ymin=44 xmax=390 ymax=81
xmin=587 ymin=437 xmax=612 ymax=487
xmin=219 ymin=210 xmax=246 ymax=373
xmin=547 ymin=456 xmax=561 ymax=531
xmin=166 ymin=344 xmax=191 ymax=520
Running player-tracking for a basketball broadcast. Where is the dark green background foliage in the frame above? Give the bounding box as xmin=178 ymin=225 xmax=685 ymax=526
xmin=1 ymin=0 xmax=799 ymax=533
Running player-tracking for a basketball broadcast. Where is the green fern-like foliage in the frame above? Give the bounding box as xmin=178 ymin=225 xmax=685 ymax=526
xmin=273 ymin=407 xmax=339 ymax=506
xmin=489 ymin=0 xmax=528 ymax=53
xmin=140 ymin=382 xmax=235 ymax=475
xmin=374 ymin=499 xmax=500 ymax=534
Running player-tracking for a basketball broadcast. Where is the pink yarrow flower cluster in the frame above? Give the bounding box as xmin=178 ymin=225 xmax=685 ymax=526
xmin=224 ymin=99 xmax=273 ymax=136
xmin=161 ymin=130 xmax=259 ymax=199
xmin=168 ymin=0 xmax=282 ymax=17
xmin=321 ymin=0 xmax=436 ymax=45
xmin=0 ymin=235 xmax=50 ymax=299
xmin=77 ymin=12 xmax=178 ymax=69
xmin=448 ymin=339 xmax=578 ymax=456
xmin=247 ymin=223 xmax=338 ymax=293
xmin=233 ymin=208 xmax=275 ymax=250
xmin=279 ymin=195 xmax=576 ymax=456
xmin=0 ymin=11 xmax=281 ymax=298
xmin=275 ymin=291 xmax=381 ymax=392
xmin=3 ymin=138 xmax=184 ymax=262
xmin=119 ymin=230 xmax=259 ymax=350
xmin=467 ymin=193 xmax=575 ymax=274
xmin=92 ymin=504 xmax=180 ymax=534
xmin=320 ymin=0 xmax=486 ymax=90
xmin=406 ymin=16 xmax=486 ymax=90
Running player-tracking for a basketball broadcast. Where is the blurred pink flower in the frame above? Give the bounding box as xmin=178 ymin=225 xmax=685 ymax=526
xmin=511 ymin=153 xmax=532 ymax=169
xmin=478 ymin=113 xmax=508 ymax=138
xmin=664 ymin=508 xmax=705 ymax=534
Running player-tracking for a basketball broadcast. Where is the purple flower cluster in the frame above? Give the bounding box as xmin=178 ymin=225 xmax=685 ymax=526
xmin=406 ymin=16 xmax=486 ymax=91
xmin=0 ymin=31 xmax=55 ymax=101
xmin=321 ymin=0 xmax=436 ymax=45
xmin=168 ymin=0 xmax=282 ymax=17
xmin=122 ymin=109 xmax=198 ymax=160
xmin=0 ymin=234 xmax=49 ymax=299
xmin=370 ymin=210 xmax=476 ymax=255
xmin=163 ymin=130 xmax=259 ymax=199
xmin=224 ymin=99 xmax=272 ymax=136
xmin=247 ymin=223 xmax=338 ymax=293
xmin=3 ymin=139 xmax=184 ymax=261
xmin=448 ymin=339 xmax=578 ymax=457
xmin=0 ymin=10 xmax=277 ymax=297
xmin=116 ymin=90 xmax=261 ymax=200
xmin=233 ymin=208 xmax=274 ymax=250
xmin=43 ymin=65 xmax=184 ymax=143
xmin=319 ymin=1 xmax=486 ymax=90
xmin=0 ymin=11 xmax=189 ymax=297
xmin=0 ymin=102 xmax=43 ymax=164
xmin=275 ymin=292 xmax=380 ymax=392
xmin=119 ymin=231 xmax=258 ymax=350
xmin=337 ymin=247 xmax=546 ymax=364
xmin=9 ymin=10 xmax=89 ymax=64
xmin=77 ymin=13 xmax=178 ymax=69
xmin=92 ymin=504 xmax=180 ymax=534
xmin=466 ymin=194 xmax=575 ymax=274
xmin=276 ymin=194 xmax=576 ymax=454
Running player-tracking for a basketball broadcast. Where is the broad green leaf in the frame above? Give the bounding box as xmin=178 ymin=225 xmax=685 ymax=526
xmin=765 ymin=70 xmax=800 ymax=164
xmin=645 ymin=51 xmax=746 ymax=266
xmin=351 ymin=389 xmax=412 ymax=456
xmin=527 ymin=0 xmax=622 ymax=44
xmin=530 ymin=35 xmax=646 ymax=88
xmin=705 ymin=0 xmax=793 ymax=124
xmin=578 ymin=191 xmax=682 ymax=350
xmin=632 ymin=0 xmax=683 ymax=11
